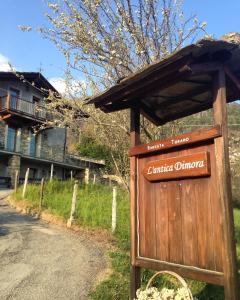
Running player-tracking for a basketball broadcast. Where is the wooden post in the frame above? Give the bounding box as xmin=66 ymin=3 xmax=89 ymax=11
xmin=22 ymin=168 xmax=29 ymax=198
xmin=70 ymin=170 xmax=73 ymax=181
xmin=50 ymin=164 xmax=54 ymax=182
xmin=39 ymin=178 xmax=45 ymax=213
xmin=130 ymin=107 xmax=141 ymax=300
xmin=112 ymin=187 xmax=117 ymax=233
xmin=85 ymin=168 xmax=89 ymax=185
xmin=14 ymin=170 xmax=19 ymax=193
xmin=212 ymin=70 xmax=239 ymax=300
xmin=67 ymin=180 xmax=78 ymax=228
xmin=93 ymin=174 xmax=96 ymax=184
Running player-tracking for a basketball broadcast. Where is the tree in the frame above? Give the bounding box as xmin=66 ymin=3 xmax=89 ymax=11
xmin=77 ymin=133 xmax=114 ymax=172
xmin=20 ymin=0 xmax=207 ymax=188
xmin=34 ymin=0 xmax=206 ymax=88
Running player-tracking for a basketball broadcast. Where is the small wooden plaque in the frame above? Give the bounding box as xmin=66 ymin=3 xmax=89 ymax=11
xmin=142 ymin=152 xmax=210 ymax=182
xmin=129 ymin=126 xmax=221 ymax=157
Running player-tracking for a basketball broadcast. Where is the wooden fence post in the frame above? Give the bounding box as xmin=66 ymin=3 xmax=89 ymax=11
xmin=93 ymin=174 xmax=96 ymax=184
xmin=50 ymin=164 xmax=54 ymax=182
xmin=67 ymin=180 xmax=78 ymax=228
xmin=39 ymin=178 xmax=45 ymax=214
xmin=112 ymin=187 xmax=117 ymax=233
xmin=22 ymin=168 xmax=29 ymax=198
xmin=85 ymin=168 xmax=89 ymax=185
xmin=70 ymin=170 xmax=73 ymax=181
xmin=14 ymin=170 xmax=19 ymax=193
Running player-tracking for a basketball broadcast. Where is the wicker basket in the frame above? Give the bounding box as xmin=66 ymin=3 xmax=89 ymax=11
xmin=145 ymin=270 xmax=194 ymax=300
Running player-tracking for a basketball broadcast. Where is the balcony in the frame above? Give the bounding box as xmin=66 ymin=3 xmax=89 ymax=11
xmin=0 ymin=94 xmax=53 ymax=123
xmin=0 ymin=136 xmax=105 ymax=169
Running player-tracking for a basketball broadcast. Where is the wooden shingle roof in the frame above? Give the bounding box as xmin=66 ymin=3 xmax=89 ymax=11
xmin=88 ymin=37 xmax=240 ymax=125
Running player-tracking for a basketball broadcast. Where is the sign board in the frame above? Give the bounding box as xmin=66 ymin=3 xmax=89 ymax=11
xmin=129 ymin=125 xmax=234 ymax=287
xmin=142 ymin=152 xmax=210 ymax=182
xmin=129 ymin=126 xmax=221 ymax=156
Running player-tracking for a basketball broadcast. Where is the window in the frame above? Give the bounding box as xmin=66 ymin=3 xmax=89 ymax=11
xmin=6 ymin=126 xmax=16 ymax=152
xmin=28 ymin=130 xmax=36 ymax=156
xmin=5 ymin=126 xmax=21 ymax=152
xmin=9 ymin=87 xmax=20 ymax=110
xmin=32 ymin=96 xmax=40 ymax=103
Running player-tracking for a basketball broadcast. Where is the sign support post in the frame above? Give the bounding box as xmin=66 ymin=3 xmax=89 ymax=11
xmin=130 ymin=107 xmax=141 ymax=300
xmin=212 ymin=70 xmax=239 ymax=300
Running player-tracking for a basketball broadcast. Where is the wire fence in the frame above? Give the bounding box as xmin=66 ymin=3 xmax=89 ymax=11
xmin=15 ymin=178 xmax=130 ymax=248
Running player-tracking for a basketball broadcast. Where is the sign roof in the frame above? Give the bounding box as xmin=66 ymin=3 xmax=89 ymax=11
xmin=89 ymin=35 xmax=240 ymax=125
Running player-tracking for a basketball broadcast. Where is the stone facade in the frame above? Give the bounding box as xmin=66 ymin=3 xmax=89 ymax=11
xmin=0 ymin=124 xmax=66 ymax=161
xmin=40 ymin=128 xmax=65 ymax=161
xmin=0 ymin=73 xmax=105 ymax=186
xmin=0 ymin=117 xmax=104 ymax=185
xmin=21 ymin=127 xmax=30 ymax=155
xmin=7 ymin=155 xmax=21 ymax=186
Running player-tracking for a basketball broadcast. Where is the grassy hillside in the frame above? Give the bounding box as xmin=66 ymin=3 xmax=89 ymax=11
xmin=13 ymin=180 xmax=240 ymax=300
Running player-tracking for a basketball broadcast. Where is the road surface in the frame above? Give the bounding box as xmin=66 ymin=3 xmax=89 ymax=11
xmin=0 ymin=190 xmax=106 ymax=300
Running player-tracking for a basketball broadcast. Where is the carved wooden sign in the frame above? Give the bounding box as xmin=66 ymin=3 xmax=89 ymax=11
xmin=142 ymin=152 xmax=211 ymax=182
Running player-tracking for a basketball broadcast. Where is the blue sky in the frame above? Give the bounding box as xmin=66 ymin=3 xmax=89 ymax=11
xmin=0 ymin=0 xmax=239 ymax=91
xmin=0 ymin=1 xmax=65 ymax=81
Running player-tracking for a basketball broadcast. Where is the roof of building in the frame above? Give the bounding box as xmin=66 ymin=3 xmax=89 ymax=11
xmin=0 ymin=71 xmax=59 ymax=95
xmin=88 ymin=33 xmax=240 ymax=125
xmin=0 ymin=71 xmax=90 ymax=119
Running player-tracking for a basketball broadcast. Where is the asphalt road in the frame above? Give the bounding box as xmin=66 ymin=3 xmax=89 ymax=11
xmin=0 ymin=190 xmax=106 ymax=300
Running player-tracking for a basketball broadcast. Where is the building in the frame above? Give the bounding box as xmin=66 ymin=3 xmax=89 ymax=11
xmin=0 ymin=71 xmax=105 ymax=187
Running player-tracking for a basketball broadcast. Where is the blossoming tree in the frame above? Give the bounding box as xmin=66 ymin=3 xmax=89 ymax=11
xmin=20 ymin=0 xmax=207 ymax=188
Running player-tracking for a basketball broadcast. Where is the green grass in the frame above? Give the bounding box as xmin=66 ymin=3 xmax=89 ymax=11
xmin=14 ymin=180 xmax=240 ymax=300
xmin=15 ymin=180 xmax=130 ymax=250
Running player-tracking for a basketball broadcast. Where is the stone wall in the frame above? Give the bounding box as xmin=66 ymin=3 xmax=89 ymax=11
xmin=40 ymin=128 xmax=65 ymax=162
xmin=21 ymin=127 xmax=30 ymax=155
xmin=7 ymin=155 xmax=21 ymax=186
xmin=89 ymin=166 xmax=104 ymax=184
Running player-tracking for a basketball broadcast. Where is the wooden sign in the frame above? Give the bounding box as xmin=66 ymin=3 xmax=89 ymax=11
xmin=130 ymin=124 xmax=238 ymax=300
xmin=135 ymin=140 xmax=225 ymax=285
xmin=129 ymin=125 xmax=221 ymax=157
xmin=142 ymin=152 xmax=210 ymax=182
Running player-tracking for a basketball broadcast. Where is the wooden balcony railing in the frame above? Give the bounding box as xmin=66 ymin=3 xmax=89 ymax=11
xmin=0 ymin=94 xmax=53 ymax=121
